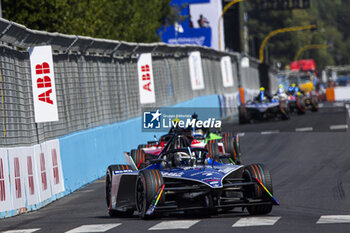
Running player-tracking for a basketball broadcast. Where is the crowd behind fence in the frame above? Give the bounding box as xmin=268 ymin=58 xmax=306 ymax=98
xmin=0 ymin=18 xmax=270 ymax=147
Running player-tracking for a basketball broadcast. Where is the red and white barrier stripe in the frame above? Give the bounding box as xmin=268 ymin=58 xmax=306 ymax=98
xmin=0 ymin=149 xmax=12 ymax=212
xmin=0 ymin=139 xmax=64 ymax=215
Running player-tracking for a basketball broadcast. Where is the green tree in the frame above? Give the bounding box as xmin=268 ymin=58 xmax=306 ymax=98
xmin=244 ymin=0 xmax=350 ymax=71
xmin=2 ymin=0 xmax=172 ymax=43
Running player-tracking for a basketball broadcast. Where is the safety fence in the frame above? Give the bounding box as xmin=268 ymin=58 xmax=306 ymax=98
xmin=0 ymin=18 xmax=265 ymax=148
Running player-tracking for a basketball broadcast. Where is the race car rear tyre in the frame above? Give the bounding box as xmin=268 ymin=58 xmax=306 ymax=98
xmin=106 ymin=165 xmax=134 ymax=217
xmin=311 ymin=96 xmax=319 ymax=112
xmin=131 ymin=149 xmax=147 ymax=169
xmin=206 ymin=140 xmax=220 ymax=159
xmin=296 ymin=97 xmax=306 ymax=115
xmin=280 ymin=101 xmax=290 ymax=120
xmin=222 ymin=132 xmax=241 ymax=164
xmin=243 ymin=164 xmax=273 ymax=215
xmin=136 ymin=169 xmax=164 ymax=219
xmin=239 ymin=106 xmax=250 ymax=124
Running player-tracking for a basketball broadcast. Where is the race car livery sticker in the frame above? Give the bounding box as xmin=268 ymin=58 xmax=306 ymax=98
xmin=161 ymin=165 xmax=242 ymax=188
xmin=113 ymin=170 xmax=134 ymax=175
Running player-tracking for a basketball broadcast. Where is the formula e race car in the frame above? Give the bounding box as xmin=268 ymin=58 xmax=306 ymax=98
xmin=129 ymin=130 xmax=241 ymax=170
xmin=239 ymin=98 xmax=290 ymax=124
xmin=105 ymin=147 xmax=279 ymax=219
xmin=286 ymin=72 xmax=319 ymax=113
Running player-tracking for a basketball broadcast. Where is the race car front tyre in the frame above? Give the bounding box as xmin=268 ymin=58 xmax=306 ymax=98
xmin=106 ymin=165 xmax=134 ymax=217
xmin=243 ymin=164 xmax=273 ymax=215
xmin=136 ymin=169 xmax=164 ymax=219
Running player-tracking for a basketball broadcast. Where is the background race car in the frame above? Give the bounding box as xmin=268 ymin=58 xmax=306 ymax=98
xmin=127 ymin=129 xmax=242 ymax=170
xmin=239 ymin=98 xmax=290 ymax=124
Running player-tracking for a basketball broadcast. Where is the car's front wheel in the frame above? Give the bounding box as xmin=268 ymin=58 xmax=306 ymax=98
xmin=243 ymin=164 xmax=273 ymax=215
xmin=136 ymin=169 xmax=164 ymax=219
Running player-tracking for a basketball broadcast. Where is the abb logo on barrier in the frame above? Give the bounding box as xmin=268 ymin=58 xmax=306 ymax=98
xmin=40 ymin=153 xmax=48 ymax=191
xmin=35 ymin=62 xmax=53 ymax=104
xmin=52 ymin=149 xmax=60 ymax=185
xmin=14 ymin=157 xmax=22 ymax=199
xmin=27 ymin=156 xmax=35 ymax=195
xmin=0 ymin=158 xmax=5 ymax=202
xmin=141 ymin=65 xmax=152 ymax=92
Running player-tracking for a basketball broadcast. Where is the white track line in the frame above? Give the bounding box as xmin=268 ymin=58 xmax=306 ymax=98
xmin=65 ymin=224 xmax=121 ymax=233
xmin=333 ymin=102 xmax=345 ymax=107
xmin=317 ymin=215 xmax=350 ymax=224
xmin=261 ymin=130 xmax=279 ymax=135
xmin=148 ymin=220 xmax=200 ymax=230
xmin=329 ymin=125 xmax=348 ymax=130
xmin=295 ymin=127 xmax=313 ymax=132
xmin=232 ymin=216 xmax=281 ymax=227
xmin=1 ymin=229 xmax=40 ymax=233
xmin=318 ymin=103 xmax=324 ymax=108
xmin=237 ymin=133 xmax=245 ymax=137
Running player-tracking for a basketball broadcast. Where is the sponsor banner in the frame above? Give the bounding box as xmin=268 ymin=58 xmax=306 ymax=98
xmin=0 ymin=149 xmax=12 ymax=212
xmin=33 ymin=144 xmax=52 ymax=202
xmin=188 ymin=51 xmax=205 ymax=90
xmin=21 ymin=147 xmax=40 ymax=206
xmin=220 ymin=56 xmax=234 ymax=87
xmin=241 ymin=57 xmax=250 ymax=68
xmin=29 ymin=45 xmax=59 ymax=123
xmin=8 ymin=148 xmax=26 ymax=210
xmin=44 ymin=140 xmax=64 ymax=195
xmin=137 ymin=53 xmax=156 ymax=104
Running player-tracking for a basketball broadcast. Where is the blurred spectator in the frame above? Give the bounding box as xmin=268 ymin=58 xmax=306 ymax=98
xmin=198 ymin=14 xmax=209 ymax=28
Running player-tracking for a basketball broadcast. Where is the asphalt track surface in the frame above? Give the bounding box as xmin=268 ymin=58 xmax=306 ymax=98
xmin=1 ymin=103 xmax=350 ymax=233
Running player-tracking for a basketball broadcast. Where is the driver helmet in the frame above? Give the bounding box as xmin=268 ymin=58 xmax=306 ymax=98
xmin=278 ymin=84 xmax=284 ymax=94
xmin=193 ymin=129 xmax=204 ymax=138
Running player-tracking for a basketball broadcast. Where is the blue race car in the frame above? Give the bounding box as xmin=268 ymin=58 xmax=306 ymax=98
xmin=239 ymin=98 xmax=290 ymax=124
xmin=105 ymin=146 xmax=278 ymax=219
